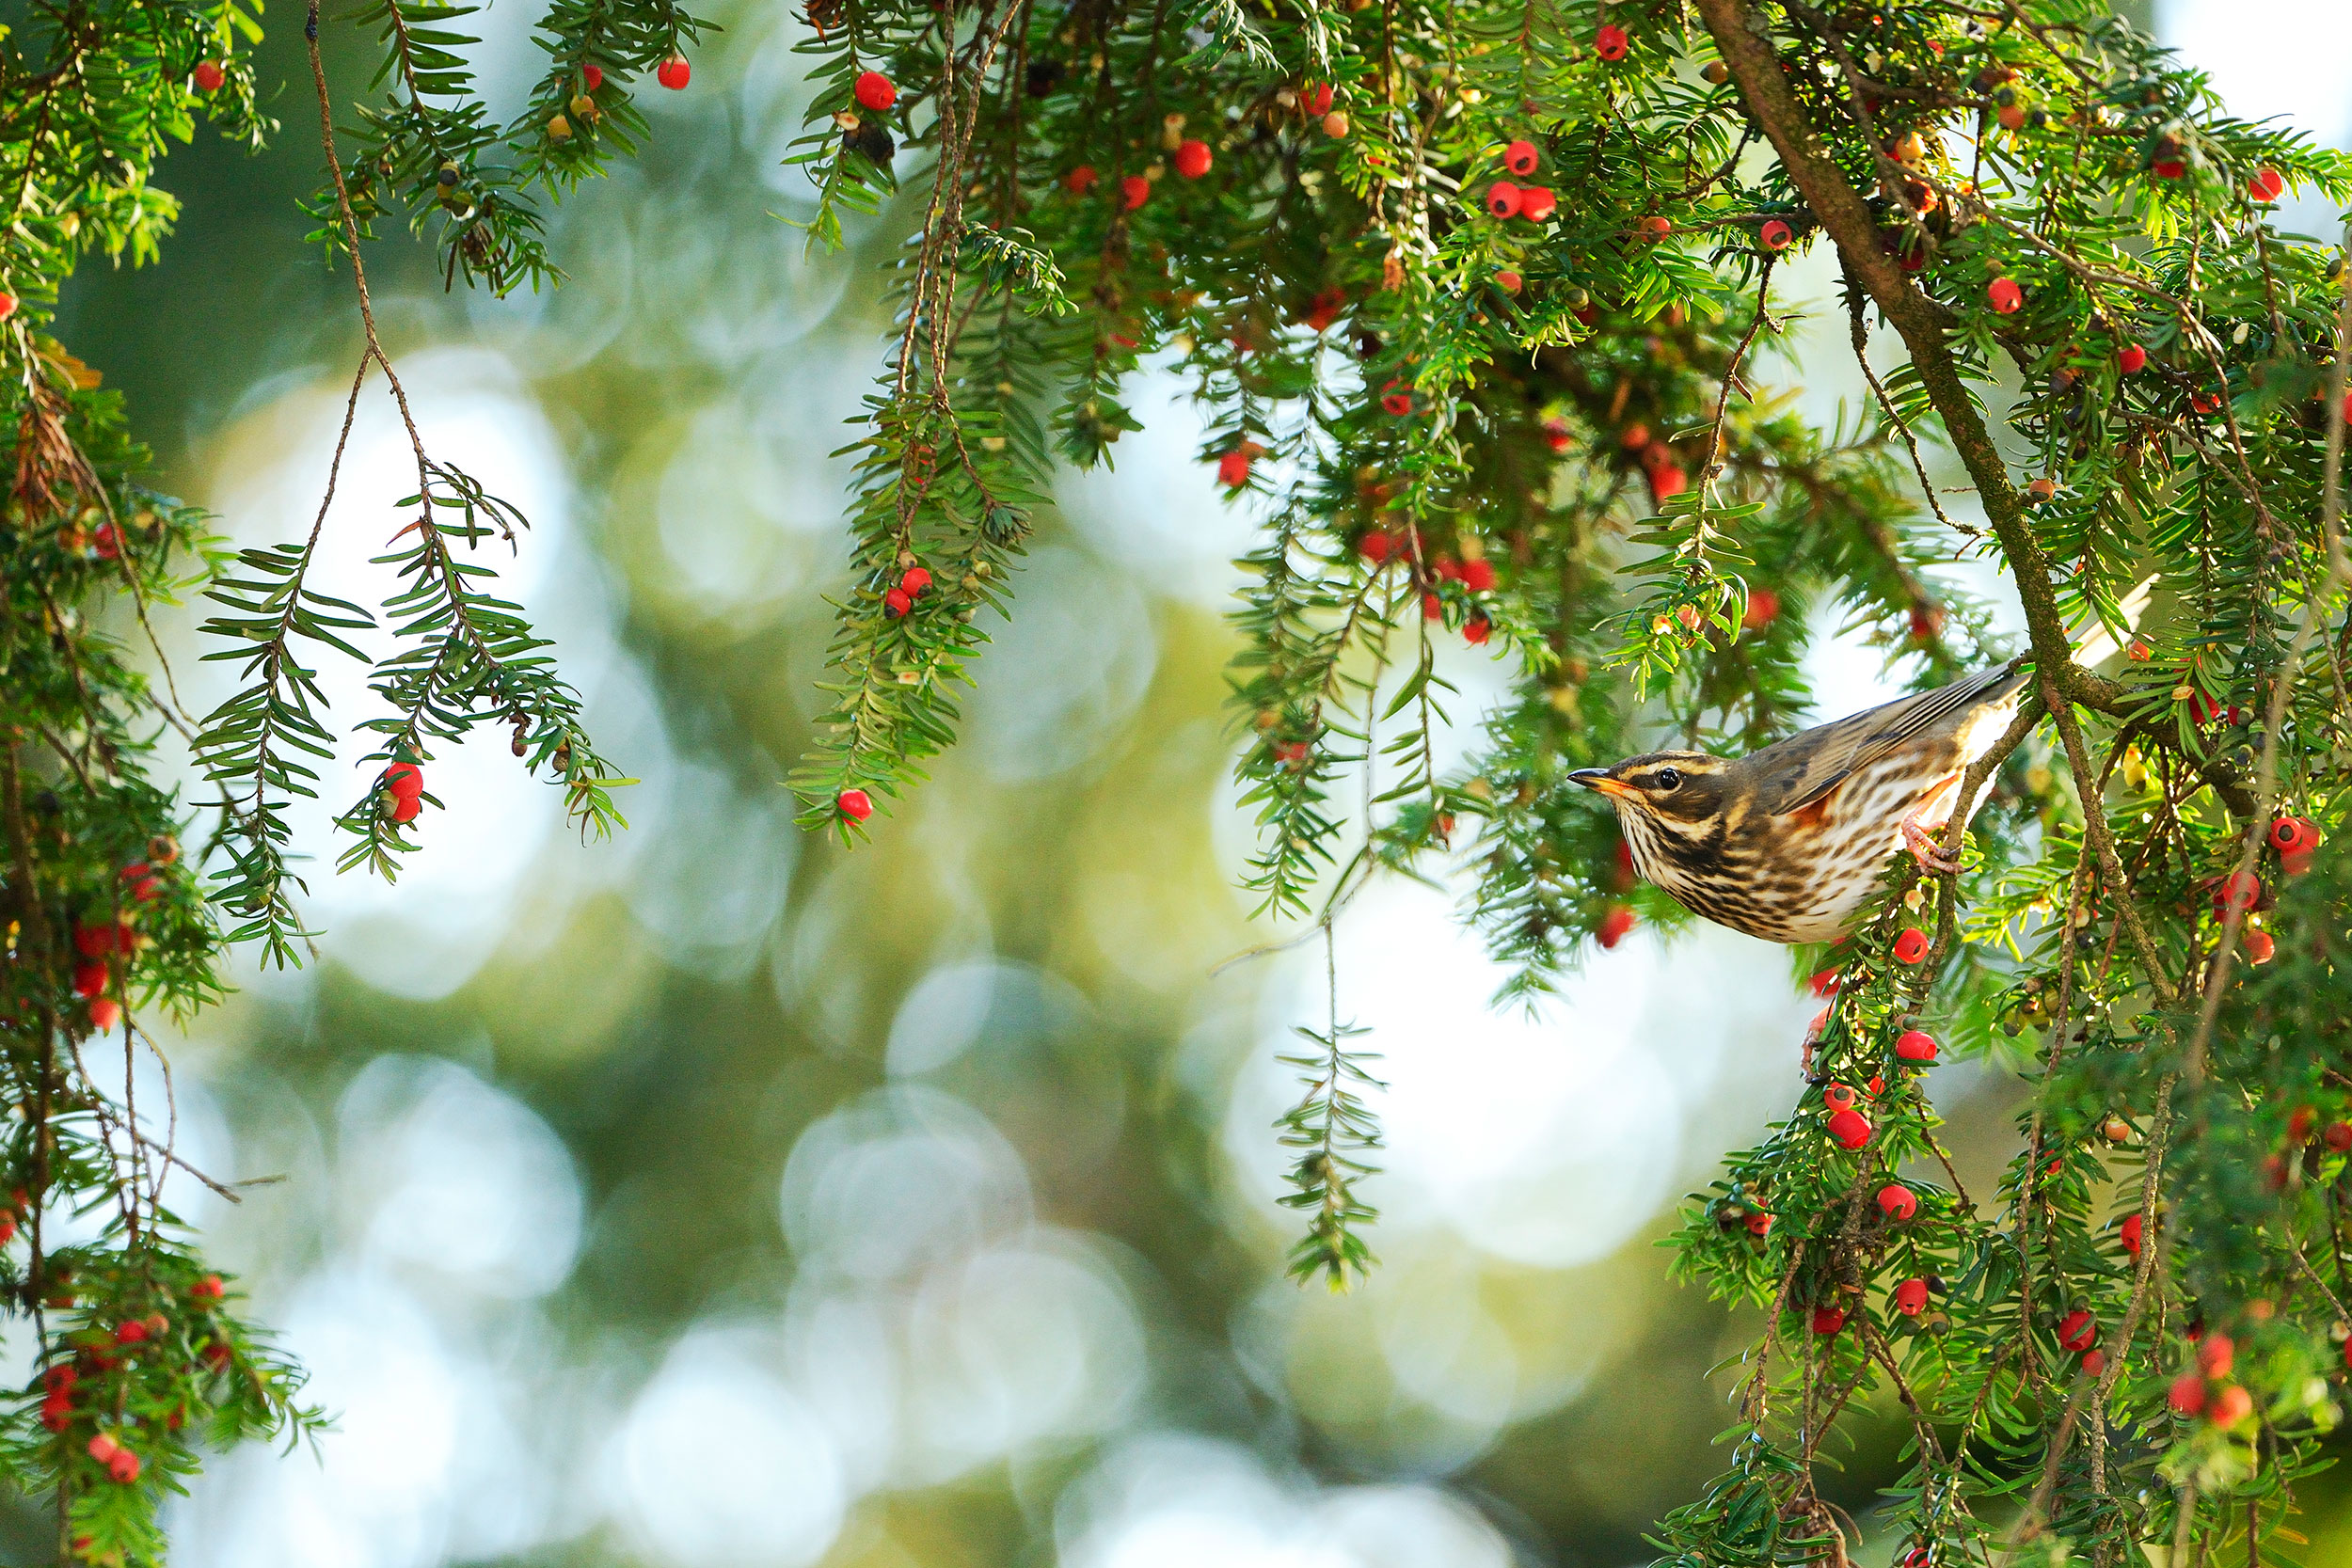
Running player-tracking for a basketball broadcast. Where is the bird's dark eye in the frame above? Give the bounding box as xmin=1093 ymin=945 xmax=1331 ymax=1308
xmin=1654 ymin=767 xmax=1684 ymax=791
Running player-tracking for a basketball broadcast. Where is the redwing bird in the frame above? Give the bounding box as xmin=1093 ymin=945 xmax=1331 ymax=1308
xmin=1570 ymin=586 xmax=2150 ymax=945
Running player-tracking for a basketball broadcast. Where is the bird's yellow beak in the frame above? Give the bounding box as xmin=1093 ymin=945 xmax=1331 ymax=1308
xmin=1568 ymin=768 xmax=1637 ymax=801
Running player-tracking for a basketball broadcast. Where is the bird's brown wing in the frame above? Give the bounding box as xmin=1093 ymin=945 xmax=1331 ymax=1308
xmin=1753 ymin=661 xmax=2028 ymax=816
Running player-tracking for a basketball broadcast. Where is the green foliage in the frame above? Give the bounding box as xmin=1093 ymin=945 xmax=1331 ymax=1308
xmin=764 ymin=1 xmax=2352 ymax=1566
xmin=3 ymin=0 xmax=682 ymax=1547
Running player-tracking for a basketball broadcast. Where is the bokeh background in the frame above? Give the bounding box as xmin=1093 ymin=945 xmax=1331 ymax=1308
xmin=33 ymin=1 xmax=2352 ymax=1562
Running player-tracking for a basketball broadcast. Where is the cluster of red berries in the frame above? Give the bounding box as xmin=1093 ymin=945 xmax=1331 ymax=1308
xmin=379 ymin=759 xmax=426 ymax=826
xmin=1613 ymin=421 xmax=1688 ymax=506
xmin=1483 ymin=181 xmax=1557 ymax=224
xmin=2166 ymin=1331 xmax=2256 ymax=1427
xmin=87 ymin=1429 xmax=141 ymax=1484
xmin=65 ymin=847 xmax=175 ymax=1030
xmin=2270 ymin=814 xmax=2322 ymax=877
xmin=883 ymin=563 xmax=933 ymax=616
xmin=1821 ymin=1079 xmax=1884 ymax=1150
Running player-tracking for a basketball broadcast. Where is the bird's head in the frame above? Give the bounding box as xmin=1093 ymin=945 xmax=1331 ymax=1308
xmin=1567 ymin=752 xmax=1733 ymax=827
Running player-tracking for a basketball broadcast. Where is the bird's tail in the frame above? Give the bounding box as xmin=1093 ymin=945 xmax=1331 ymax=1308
xmin=2067 ymin=574 xmax=2158 ymax=668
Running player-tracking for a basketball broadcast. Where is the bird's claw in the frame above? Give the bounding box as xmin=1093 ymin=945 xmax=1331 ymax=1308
xmin=1902 ymin=816 xmax=1962 ymax=875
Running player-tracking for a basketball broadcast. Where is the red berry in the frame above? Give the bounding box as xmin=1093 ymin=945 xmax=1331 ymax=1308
xmin=2081 ymin=1349 xmax=2107 ymax=1376
xmin=837 ymin=788 xmax=874 ymax=823
xmin=2168 ymin=1372 xmax=2208 ymax=1415
xmin=120 ymin=861 xmax=162 ymax=900
xmin=72 ymin=960 xmax=106 ymax=1000
xmin=1759 ymin=217 xmax=1793 ymax=251
xmin=40 ymin=1394 xmax=70 ymax=1432
xmin=2058 ymin=1309 xmax=2097 ymax=1352
xmin=2209 ymin=1385 xmax=2252 ymax=1426
xmin=1639 ymin=214 xmax=1673 ymax=241
xmin=1810 ymin=1305 xmax=1845 ymax=1336
xmin=1746 ymin=1211 xmax=1773 ymax=1236
xmin=1809 ymin=968 xmax=1839 ymax=998
xmin=201 ymin=1340 xmax=232 ymax=1369
xmin=2192 ymin=389 xmax=2222 ymax=415
xmin=1826 ymin=1107 xmax=1871 ymax=1150
xmin=1594 ymin=23 xmax=1629 ymax=61
xmin=2249 ymin=167 xmax=2284 ymax=202
xmin=2152 ymin=160 xmax=2185 ymax=181
xmin=0 ymin=293 xmax=15 ymax=322
xmin=2328 ymin=1122 xmax=2352 ymax=1152
xmin=1613 ymin=840 xmax=1636 ymax=889
xmin=1596 ymin=904 xmax=1637 ymax=950
xmin=656 ymin=52 xmax=690 ymax=89
xmin=1502 ymin=139 xmax=1539 ymax=177
xmin=2111 ymin=342 xmax=2147 ymax=375
xmin=1300 ymin=82 xmax=1334 ymax=117
xmin=1120 ymin=175 xmax=1150 ymax=210
xmin=1986 ymin=277 xmax=2024 ymax=314
xmin=108 ymin=1449 xmax=139 ymax=1483
xmin=1517 ymin=186 xmax=1557 ymax=222
xmin=2283 ymin=847 xmax=2317 ymax=878
xmin=190 ymin=1274 xmax=226 ymax=1303
xmin=87 ymin=998 xmax=120 ymax=1031
xmin=2245 ymin=928 xmax=2275 ymax=964
xmin=1894 ymin=1278 xmax=1930 ymax=1315
xmin=1359 ymin=532 xmax=1393 ymax=564
xmin=1742 ymin=587 xmax=1779 ymax=630
xmin=87 ymin=1433 xmax=119 ymax=1464
xmin=2121 ymin=1212 xmax=2144 ymax=1256
xmin=2270 ymin=816 xmax=2318 ymax=853
xmin=1492 ymin=269 xmax=1523 ymax=295
xmin=854 ymin=70 xmax=897 ymax=111
xmin=884 ymin=587 xmax=914 ymax=617
xmin=1876 ymin=1183 xmax=1917 ymax=1221
xmin=1216 ymin=448 xmax=1253 ymax=489
xmin=1379 ymin=381 xmax=1414 ymax=417
xmin=582 ymin=63 xmax=604 ymax=91
xmin=1463 ymin=618 xmax=1491 ymax=646
xmin=1065 ymin=165 xmax=1097 ymax=194
xmin=44 ymin=1366 xmax=76 ymax=1394
xmin=1909 ymin=603 xmax=1944 ymax=641
xmin=1172 ymin=139 xmax=1212 ymax=180
xmin=113 ymin=1320 xmax=150 ymax=1346
xmin=1892 ymin=927 xmax=1931 ymax=964
xmin=2213 ymin=871 xmax=2263 ymax=913
xmin=1895 ymin=1029 xmax=1937 ymax=1064
xmin=389 ymin=794 xmax=422 ymax=825
xmin=193 ymin=59 xmax=225 ymax=93
xmin=1823 ymin=1083 xmax=1855 ymax=1111
xmin=1460 ymin=559 xmax=1495 ymax=593
xmin=900 ymin=567 xmax=932 ymax=595
xmin=2197 ymin=1333 xmax=2233 ymax=1378
xmin=383 ymin=761 xmax=425 ymax=799
xmin=1421 ymin=593 xmax=1442 ymax=622
xmin=1484 ymin=182 xmax=1522 ymax=219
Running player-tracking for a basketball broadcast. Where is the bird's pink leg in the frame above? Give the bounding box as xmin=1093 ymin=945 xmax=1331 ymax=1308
xmin=1901 ymin=772 xmax=1965 ymax=874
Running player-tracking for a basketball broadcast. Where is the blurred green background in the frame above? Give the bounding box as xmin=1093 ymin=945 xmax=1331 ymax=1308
xmin=40 ymin=0 xmax=2352 ymax=1563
